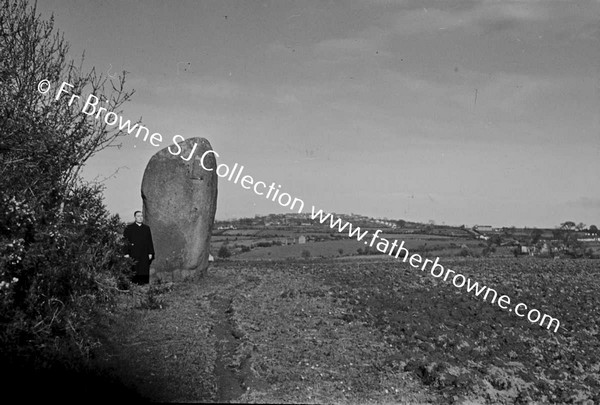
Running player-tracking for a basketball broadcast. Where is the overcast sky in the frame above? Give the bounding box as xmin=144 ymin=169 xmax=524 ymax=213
xmin=37 ymin=0 xmax=600 ymax=228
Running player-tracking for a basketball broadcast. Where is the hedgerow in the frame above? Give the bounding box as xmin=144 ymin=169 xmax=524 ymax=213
xmin=0 ymin=0 xmax=136 ymax=371
xmin=0 ymin=185 xmax=132 ymax=365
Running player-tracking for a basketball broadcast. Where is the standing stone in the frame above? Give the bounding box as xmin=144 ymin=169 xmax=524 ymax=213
xmin=141 ymin=137 xmax=218 ymax=282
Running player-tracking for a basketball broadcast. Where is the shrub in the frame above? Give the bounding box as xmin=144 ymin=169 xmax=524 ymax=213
xmin=0 ymin=185 xmax=132 ymax=362
xmin=0 ymin=0 xmax=135 ymax=376
xmin=218 ymin=245 xmax=231 ymax=258
xmin=138 ymin=284 xmax=168 ymax=310
xmin=482 ymin=246 xmax=496 ymax=257
xmin=301 ymin=249 xmax=311 ymax=259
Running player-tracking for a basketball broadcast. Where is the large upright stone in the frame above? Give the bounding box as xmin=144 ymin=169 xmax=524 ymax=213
xmin=141 ymin=137 xmax=218 ymax=282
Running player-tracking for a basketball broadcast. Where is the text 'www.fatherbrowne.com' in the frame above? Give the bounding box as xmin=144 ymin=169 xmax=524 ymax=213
xmin=309 ymin=207 xmax=561 ymax=333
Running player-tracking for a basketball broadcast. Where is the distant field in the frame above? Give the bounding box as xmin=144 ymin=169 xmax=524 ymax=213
xmin=212 ymin=228 xmax=600 ymax=260
xmin=220 ymin=229 xmax=261 ymax=236
xmin=231 ymin=239 xmax=366 ymax=260
xmin=229 ymin=235 xmax=482 ymax=260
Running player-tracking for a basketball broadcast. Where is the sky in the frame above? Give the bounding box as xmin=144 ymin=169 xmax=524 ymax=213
xmin=36 ymin=0 xmax=600 ymax=228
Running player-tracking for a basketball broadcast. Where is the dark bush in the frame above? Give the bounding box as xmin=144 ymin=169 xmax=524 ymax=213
xmin=482 ymin=246 xmax=496 ymax=257
xmin=218 ymin=245 xmax=232 ymax=258
xmin=0 ymin=185 xmax=132 ymax=362
xmin=459 ymin=247 xmax=471 ymax=257
xmin=0 ymin=0 xmax=135 ymax=371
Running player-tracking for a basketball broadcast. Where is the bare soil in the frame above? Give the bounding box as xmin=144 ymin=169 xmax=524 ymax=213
xmin=90 ymin=260 xmax=438 ymax=403
xmin=89 ymin=257 xmax=599 ymax=403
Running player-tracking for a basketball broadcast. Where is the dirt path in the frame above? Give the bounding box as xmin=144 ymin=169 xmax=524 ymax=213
xmin=93 ymin=261 xmax=437 ymax=403
xmin=211 ymin=295 xmax=249 ymax=401
xmin=93 ymin=265 xmax=262 ymax=402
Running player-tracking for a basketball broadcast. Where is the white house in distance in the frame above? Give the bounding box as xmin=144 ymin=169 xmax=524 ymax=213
xmin=474 ymin=225 xmax=493 ymax=232
xmin=298 ymin=235 xmax=307 ymax=244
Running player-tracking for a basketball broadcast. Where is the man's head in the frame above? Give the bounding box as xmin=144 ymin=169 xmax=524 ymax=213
xmin=134 ymin=211 xmax=143 ymax=224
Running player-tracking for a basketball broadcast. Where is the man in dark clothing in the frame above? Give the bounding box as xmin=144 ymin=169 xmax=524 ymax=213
xmin=123 ymin=211 xmax=155 ymax=285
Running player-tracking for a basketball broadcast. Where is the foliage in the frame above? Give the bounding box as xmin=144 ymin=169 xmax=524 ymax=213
xmin=488 ymin=234 xmax=502 ymax=246
xmin=0 ymin=0 xmax=134 ymax=210
xmin=481 ymin=245 xmax=496 ymax=257
xmin=239 ymin=218 xmax=253 ymax=226
xmin=301 ymin=249 xmax=311 ymax=259
xmin=560 ymin=221 xmax=576 ymax=231
xmin=218 ymin=245 xmax=231 ymax=259
xmin=0 ymin=185 xmax=132 ymax=361
xmin=459 ymin=246 xmax=472 ymax=257
xmin=0 ymin=0 xmax=135 ymax=370
xmin=530 ymin=229 xmax=543 ymax=244
xmin=137 ymin=283 xmax=172 ymax=310
xmin=255 ymin=241 xmax=274 ymax=248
